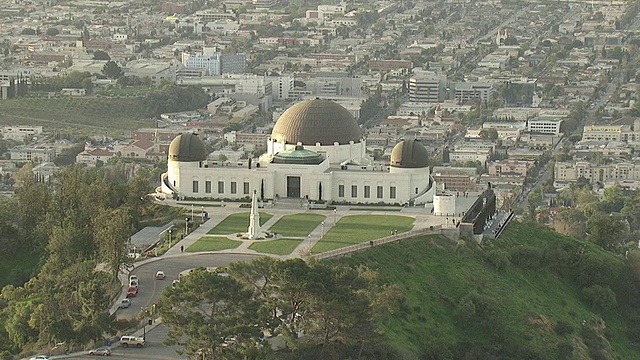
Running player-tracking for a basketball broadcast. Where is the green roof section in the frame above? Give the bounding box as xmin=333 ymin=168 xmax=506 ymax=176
xmin=272 ymin=145 xmax=324 ymax=165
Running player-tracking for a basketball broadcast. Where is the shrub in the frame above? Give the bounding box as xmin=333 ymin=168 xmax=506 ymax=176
xmin=509 ymin=245 xmax=545 ymax=269
xmin=574 ymin=253 xmax=620 ymax=287
xmin=554 ymin=320 xmax=574 ymax=335
xmin=582 ymin=285 xmax=617 ymax=310
xmin=486 ymin=249 xmax=510 ymax=271
xmin=557 ymin=342 xmax=573 ymax=360
xmin=455 ymin=298 xmax=477 ymax=323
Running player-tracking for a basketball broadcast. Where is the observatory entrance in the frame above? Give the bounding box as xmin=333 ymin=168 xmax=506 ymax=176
xmin=286 ymin=176 xmax=301 ymax=198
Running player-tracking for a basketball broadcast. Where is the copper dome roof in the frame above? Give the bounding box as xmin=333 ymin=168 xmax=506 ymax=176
xmin=168 ymin=133 xmax=207 ymax=162
xmin=390 ymin=139 xmax=429 ymax=168
xmin=271 ymin=99 xmax=362 ymax=145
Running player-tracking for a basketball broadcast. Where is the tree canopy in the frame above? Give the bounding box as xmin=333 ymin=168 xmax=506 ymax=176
xmin=0 ymin=164 xmax=158 ymax=355
xmin=102 ymin=61 xmax=124 ymax=79
xmin=159 ymin=258 xmax=401 ymax=359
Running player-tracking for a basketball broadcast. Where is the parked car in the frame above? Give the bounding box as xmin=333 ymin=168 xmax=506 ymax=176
xmin=129 ymin=275 xmax=138 ymax=283
xmin=119 ymin=335 xmax=145 ymax=348
xmin=29 ymin=356 xmax=49 ymax=360
xmin=126 ymin=286 xmax=138 ymax=298
xmin=155 ymin=271 xmax=165 ymax=280
xmin=119 ymin=299 xmax=131 ymax=308
xmin=88 ymin=347 xmax=112 ymax=356
xmin=129 ymin=279 xmax=139 ymax=289
xmin=171 ymin=279 xmax=180 ymax=289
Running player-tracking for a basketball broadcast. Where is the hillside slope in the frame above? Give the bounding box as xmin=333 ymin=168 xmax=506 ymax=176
xmin=338 ymin=221 xmax=640 ymax=360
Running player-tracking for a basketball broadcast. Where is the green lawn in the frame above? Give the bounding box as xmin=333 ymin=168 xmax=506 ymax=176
xmin=267 ymin=214 xmax=326 ymax=237
xmin=207 ymin=212 xmax=273 ymax=235
xmin=311 ymin=215 xmax=414 ymax=254
xmin=248 ymin=238 xmax=304 ymax=255
xmin=185 ymin=237 xmax=242 ymax=252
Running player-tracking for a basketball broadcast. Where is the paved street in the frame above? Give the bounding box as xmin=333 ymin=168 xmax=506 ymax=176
xmin=72 ymin=325 xmax=185 ymax=360
xmin=116 ymin=253 xmax=260 ymax=318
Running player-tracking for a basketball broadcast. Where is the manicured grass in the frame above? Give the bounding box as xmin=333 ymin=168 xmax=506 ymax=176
xmin=0 ymin=251 xmax=41 ymax=288
xmin=248 ymin=238 xmax=304 ymax=255
xmin=311 ymin=215 xmax=414 ymax=254
xmin=207 ymin=212 xmax=273 ymax=235
xmin=185 ymin=237 xmax=242 ymax=252
xmin=267 ymin=214 xmax=326 ymax=237
xmin=334 ymin=221 xmax=640 ymax=359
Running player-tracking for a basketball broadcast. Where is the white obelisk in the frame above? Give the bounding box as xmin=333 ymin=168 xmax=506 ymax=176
xmin=247 ymin=190 xmax=261 ymax=239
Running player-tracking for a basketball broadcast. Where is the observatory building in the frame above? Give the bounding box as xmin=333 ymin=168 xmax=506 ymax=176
xmin=160 ymin=99 xmax=435 ymax=205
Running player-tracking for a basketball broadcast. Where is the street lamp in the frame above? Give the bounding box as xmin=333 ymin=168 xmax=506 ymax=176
xmin=333 ymin=208 xmax=337 ymax=224
xmin=191 ymin=204 xmax=194 ymax=223
xmin=201 ymin=206 xmax=204 ymax=223
xmin=168 ymin=229 xmax=172 ymax=245
xmin=321 ymin=221 xmax=325 ymax=238
xmin=307 ymin=234 xmax=311 ymax=247
xmin=185 ymin=217 xmax=189 ymax=235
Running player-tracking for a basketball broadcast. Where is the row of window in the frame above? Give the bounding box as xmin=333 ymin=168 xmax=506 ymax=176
xmin=193 ymin=180 xmax=250 ymax=195
xmin=338 ymin=185 xmax=396 ymax=199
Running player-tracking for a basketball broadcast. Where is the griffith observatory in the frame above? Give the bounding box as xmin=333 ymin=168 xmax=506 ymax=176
xmin=160 ymin=98 xmax=439 ymax=206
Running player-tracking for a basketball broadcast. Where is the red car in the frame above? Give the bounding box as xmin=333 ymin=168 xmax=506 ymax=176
xmin=126 ymin=286 xmax=138 ymax=298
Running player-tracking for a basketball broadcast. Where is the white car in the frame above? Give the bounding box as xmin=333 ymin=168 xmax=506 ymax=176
xmin=129 ymin=279 xmax=139 ymax=289
xmin=119 ymin=298 xmax=131 ymax=309
xmin=155 ymin=271 xmax=165 ymax=280
xmin=29 ymin=356 xmax=50 ymax=360
xmin=129 ymin=275 xmax=138 ymax=283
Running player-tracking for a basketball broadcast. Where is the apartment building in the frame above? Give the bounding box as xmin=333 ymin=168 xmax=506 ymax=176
xmin=10 ymin=146 xmax=56 ymax=162
xmin=582 ymin=125 xmax=626 ymax=142
xmin=0 ymin=126 xmax=43 ymax=141
xmin=488 ymin=160 xmax=534 ymax=177
xmin=554 ymin=161 xmax=640 ymax=185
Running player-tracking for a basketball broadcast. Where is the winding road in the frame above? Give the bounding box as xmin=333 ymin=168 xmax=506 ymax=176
xmin=116 ymin=253 xmax=261 ymax=318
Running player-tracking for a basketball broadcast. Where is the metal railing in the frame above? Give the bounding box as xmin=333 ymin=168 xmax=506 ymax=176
xmin=313 ymin=225 xmax=444 ymax=260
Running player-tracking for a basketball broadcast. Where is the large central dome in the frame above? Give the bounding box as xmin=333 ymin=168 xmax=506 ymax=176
xmin=271 ymin=99 xmax=362 ymax=145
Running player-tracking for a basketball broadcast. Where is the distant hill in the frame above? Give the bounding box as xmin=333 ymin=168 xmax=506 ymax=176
xmin=336 ymin=221 xmax=640 ymax=359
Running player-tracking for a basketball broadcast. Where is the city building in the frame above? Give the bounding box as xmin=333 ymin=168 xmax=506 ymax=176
xmin=76 ymin=148 xmax=116 ymax=166
xmin=452 ymin=82 xmax=494 ymax=103
xmin=0 ymin=126 xmax=43 ymax=142
xmin=488 ymin=160 xmax=534 ymax=177
xmin=10 ymin=145 xmax=57 ymax=162
xmin=409 ymin=72 xmax=447 ymax=103
xmin=527 ymin=117 xmax=564 ymax=135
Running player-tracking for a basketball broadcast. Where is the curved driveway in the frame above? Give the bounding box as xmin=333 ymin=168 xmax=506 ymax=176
xmin=117 ymin=253 xmax=261 ymax=318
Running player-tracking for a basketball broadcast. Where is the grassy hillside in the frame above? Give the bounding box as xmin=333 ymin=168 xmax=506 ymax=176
xmin=0 ymin=97 xmax=152 ymax=130
xmin=337 ymin=221 xmax=640 ymax=359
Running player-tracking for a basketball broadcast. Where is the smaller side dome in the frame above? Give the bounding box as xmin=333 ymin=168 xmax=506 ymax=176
xmin=168 ymin=133 xmax=207 ymax=162
xmin=390 ymin=139 xmax=429 ymax=168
